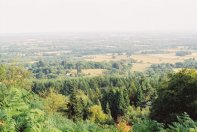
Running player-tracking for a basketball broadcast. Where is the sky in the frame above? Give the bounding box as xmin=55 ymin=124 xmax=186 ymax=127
xmin=0 ymin=0 xmax=197 ymax=33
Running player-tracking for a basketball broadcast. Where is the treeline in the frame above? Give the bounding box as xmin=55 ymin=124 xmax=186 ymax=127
xmin=27 ymin=59 xmax=134 ymax=79
xmin=27 ymin=58 xmax=197 ymax=80
xmin=176 ymin=51 xmax=192 ymax=56
xmin=175 ymin=58 xmax=197 ymax=69
xmin=140 ymin=50 xmax=171 ymax=54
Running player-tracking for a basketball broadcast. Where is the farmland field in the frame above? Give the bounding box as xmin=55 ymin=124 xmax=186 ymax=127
xmin=131 ymin=63 xmax=151 ymax=72
xmin=71 ymin=69 xmax=106 ymax=76
xmin=132 ymin=52 xmax=197 ymax=64
xmin=81 ymin=49 xmax=197 ymax=72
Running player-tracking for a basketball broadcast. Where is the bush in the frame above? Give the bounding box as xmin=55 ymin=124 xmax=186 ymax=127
xmin=132 ymin=119 xmax=164 ymax=132
xmin=167 ymin=113 xmax=197 ymax=132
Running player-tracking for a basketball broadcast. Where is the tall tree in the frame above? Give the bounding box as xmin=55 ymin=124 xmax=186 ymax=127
xmin=67 ymin=89 xmax=90 ymax=121
xmin=151 ymin=69 xmax=197 ymax=124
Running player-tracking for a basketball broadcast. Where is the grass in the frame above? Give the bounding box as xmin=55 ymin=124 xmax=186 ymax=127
xmin=71 ymin=69 xmax=106 ymax=76
xmin=131 ymin=63 xmax=151 ymax=72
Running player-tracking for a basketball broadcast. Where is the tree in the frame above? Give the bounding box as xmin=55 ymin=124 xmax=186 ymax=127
xmin=67 ymin=90 xmax=90 ymax=121
xmin=132 ymin=119 xmax=164 ymax=132
xmin=167 ymin=113 xmax=197 ymax=132
xmin=0 ymin=65 xmax=6 ymax=81
xmin=44 ymin=90 xmax=69 ymax=113
xmin=107 ymin=88 xmax=129 ymax=121
xmin=36 ymin=61 xmax=45 ymax=67
xmin=88 ymin=104 xmax=108 ymax=123
xmin=128 ymin=80 xmax=137 ymax=106
xmin=0 ymin=65 xmax=31 ymax=89
xmin=76 ymin=62 xmax=82 ymax=76
xmin=151 ymin=69 xmax=197 ymax=124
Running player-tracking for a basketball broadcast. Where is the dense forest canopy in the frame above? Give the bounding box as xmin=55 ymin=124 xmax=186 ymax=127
xmin=0 ymin=63 xmax=196 ymax=132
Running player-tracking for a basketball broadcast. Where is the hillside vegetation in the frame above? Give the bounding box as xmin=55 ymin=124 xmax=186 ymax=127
xmin=0 ymin=64 xmax=196 ymax=132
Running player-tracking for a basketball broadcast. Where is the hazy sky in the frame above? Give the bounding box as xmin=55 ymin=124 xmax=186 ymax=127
xmin=0 ymin=0 xmax=197 ymax=33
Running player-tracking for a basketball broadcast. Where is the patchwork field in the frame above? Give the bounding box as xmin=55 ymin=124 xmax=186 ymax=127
xmin=132 ymin=52 xmax=197 ymax=64
xmin=82 ymin=50 xmax=197 ymax=72
xmin=131 ymin=52 xmax=197 ymax=72
xmin=131 ymin=63 xmax=151 ymax=72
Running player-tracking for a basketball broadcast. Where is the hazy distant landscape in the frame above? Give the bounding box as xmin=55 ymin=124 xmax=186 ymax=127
xmin=1 ymin=32 xmax=197 ymax=75
xmin=0 ymin=0 xmax=197 ymax=131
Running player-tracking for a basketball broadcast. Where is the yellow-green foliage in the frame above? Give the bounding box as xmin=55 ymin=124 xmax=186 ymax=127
xmin=45 ymin=90 xmax=69 ymax=113
xmin=126 ymin=106 xmax=150 ymax=123
xmin=76 ymin=90 xmax=90 ymax=104
xmin=88 ymin=104 xmax=108 ymax=123
xmin=0 ymin=65 xmax=31 ymax=89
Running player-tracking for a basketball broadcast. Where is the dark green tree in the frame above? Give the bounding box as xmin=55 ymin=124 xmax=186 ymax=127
xmin=67 ymin=89 xmax=90 ymax=121
xmin=151 ymin=69 xmax=197 ymax=124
